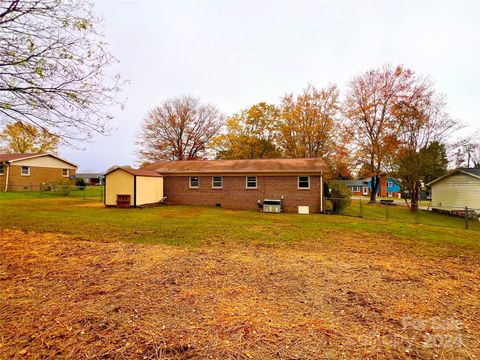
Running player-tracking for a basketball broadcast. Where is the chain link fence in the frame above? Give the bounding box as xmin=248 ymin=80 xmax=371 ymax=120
xmin=325 ymin=197 xmax=480 ymax=231
xmin=1 ymin=185 xmax=104 ymax=201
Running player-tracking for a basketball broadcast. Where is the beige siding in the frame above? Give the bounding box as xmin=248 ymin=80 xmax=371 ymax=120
xmin=105 ymin=170 xmax=134 ymax=206
xmin=431 ymin=173 xmax=480 ymax=209
xmin=13 ymin=155 xmax=76 ymax=169
xmin=136 ymin=176 xmax=164 ymax=206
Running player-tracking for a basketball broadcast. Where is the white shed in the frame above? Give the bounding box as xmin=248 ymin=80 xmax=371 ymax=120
xmin=428 ymin=168 xmax=480 ymax=211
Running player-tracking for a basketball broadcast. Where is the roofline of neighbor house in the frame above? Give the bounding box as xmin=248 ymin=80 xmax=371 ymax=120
xmin=427 ymin=168 xmax=480 ymax=186
xmin=3 ymin=153 xmax=78 ymax=168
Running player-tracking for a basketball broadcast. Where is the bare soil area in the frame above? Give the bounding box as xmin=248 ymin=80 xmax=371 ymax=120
xmin=1 ymin=229 xmax=479 ymax=359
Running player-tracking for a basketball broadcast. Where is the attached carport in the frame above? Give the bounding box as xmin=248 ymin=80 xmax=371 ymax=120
xmin=104 ymin=167 xmax=164 ymax=207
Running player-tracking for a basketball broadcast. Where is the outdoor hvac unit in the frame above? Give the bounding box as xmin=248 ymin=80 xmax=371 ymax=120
xmin=263 ymin=199 xmax=282 ymax=213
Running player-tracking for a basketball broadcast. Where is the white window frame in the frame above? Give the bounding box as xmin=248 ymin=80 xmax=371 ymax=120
xmin=21 ymin=166 xmax=30 ymax=176
xmin=297 ymin=176 xmax=310 ymax=190
xmin=387 ymin=192 xmax=393 ymax=198
xmin=189 ymin=176 xmax=199 ymax=189
xmin=0 ymin=164 xmax=4 ymax=176
xmin=351 ymin=186 xmax=361 ymax=192
xmin=212 ymin=176 xmax=223 ymax=189
xmin=362 ymin=187 xmax=369 ymax=195
xmin=387 ymin=181 xmax=394 ymax=188
xmin=62 ymin=169 xmax=69 ymax=177
xmin=246 ymin=176 xmax=257 ymax=189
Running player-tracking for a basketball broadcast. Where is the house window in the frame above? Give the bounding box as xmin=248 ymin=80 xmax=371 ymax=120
xmin=246 ymin=176 xmax=257 ymax=189
xmin=62 ymin=169 xmax=69 ymax=177
xmin=362 ymin=187 xmax=369 ymax=195
xmin=21 ymin=166 xmax=30 ymax=176
xmin=298 ymin=176 xmax=310 ymax=189
xmin=189 ymin=176 xmax=199 ymax=188
xmin=387 ymin=181 xmax=394 ymax=188
xmin=387 ymin=192 xmax=393 ymax=198
xmin=0 ymin=164 xmax=4 ymax=175
xmin=212 ymin=176 xmax=223 ymax=189
xmin=351 ymin=186 xmax=361 ymax=192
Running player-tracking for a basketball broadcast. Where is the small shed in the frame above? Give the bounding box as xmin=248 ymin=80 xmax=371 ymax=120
xmin=428 ymin=168 xmax=480 ymax=211
xmin=104 ymin=167 xmax=164 ymax=207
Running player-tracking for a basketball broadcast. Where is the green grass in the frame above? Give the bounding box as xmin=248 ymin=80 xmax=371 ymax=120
xmin=1 ymin=192 xmax=479 ymax=254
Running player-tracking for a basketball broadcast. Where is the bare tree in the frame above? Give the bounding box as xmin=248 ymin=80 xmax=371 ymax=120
xmin=0 ymin=0 xmax=123 ymax=142
xmin=137 ymin=95 xmax=224 ymax=163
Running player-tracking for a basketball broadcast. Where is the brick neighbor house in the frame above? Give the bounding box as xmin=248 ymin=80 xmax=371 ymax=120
xmin=105 ymin=158 xmax=328 ymax=213
xmin=0 ymin=153 xmax=77 ymax=192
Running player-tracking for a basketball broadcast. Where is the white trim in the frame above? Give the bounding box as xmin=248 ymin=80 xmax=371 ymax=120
xmin=21 ymin=166 xmax=30 ymax=176
xmin=62 ymin=169 xmax=69 ymax=177
xmin=0 ymin=164 xmax=4 ymax=176
xmin=189 ymin=176 xmax=199 ymax=189
xmin=387 ymin=181 xmax=394 ymax=187
xmin=246 ymin=176 xmax=257 ymax=189
xmin=320 ymin=173 xmax=323 ymax=213
xmin=362 ymin=186 xmax=369 ymax=195
xmin=297 ymin=176 xmax=310 ymax=190
xmin=212 ymin=176 xmax=223 ymax=189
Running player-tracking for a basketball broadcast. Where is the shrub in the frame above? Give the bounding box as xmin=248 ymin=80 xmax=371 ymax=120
xmin=328 ymin=183 xmax=352 ymax=214
xmin=76 ymin=178 xmax=86 ymax=189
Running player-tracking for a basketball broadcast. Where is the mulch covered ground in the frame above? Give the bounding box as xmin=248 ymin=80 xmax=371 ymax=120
xmin=1 ymin=229 xmax=479 ymax=359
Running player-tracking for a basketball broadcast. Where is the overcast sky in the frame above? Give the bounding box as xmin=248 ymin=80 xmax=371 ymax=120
xmin=62 ymin=0 xmax=480 ymax=172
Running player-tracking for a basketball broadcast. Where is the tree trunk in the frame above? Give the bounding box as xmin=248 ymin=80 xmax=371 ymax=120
xmin=410 ymin=182 xmax=419 ymax=212
xmin=369 ymin=175 xmax=378 ymax=203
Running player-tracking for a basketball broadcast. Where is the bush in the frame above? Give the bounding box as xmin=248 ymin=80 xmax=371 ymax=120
xmin=328 ymin=183 xmax=352 ymax=214
xmin=75 ymin=178 xmax=86 ymax=189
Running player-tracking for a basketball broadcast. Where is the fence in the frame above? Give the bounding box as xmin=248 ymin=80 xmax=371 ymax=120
xmin=325 ymin=197 xmax=480 ymax=231
xmin=1 ymin=184 xmax=104 ymax=202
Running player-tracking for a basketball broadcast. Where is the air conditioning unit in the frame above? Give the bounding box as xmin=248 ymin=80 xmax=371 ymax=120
xmin=263 ymin=199 xmax=282 ymax=213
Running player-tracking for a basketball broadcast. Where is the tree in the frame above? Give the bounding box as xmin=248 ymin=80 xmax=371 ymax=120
xmin=0 ymin=0 xmax=122 ymax=142
xmin=137 ymin=95 xmax=223 ymax=162
xmin=0 ymin=121 xmax=59 ymax=154
xmin=212 ymin=102 xmax=280 ymax=159
xmin=343 ymin=64 xmax=426 ymax=203
xmin=391 ymin=86 xmax=458 ymax=211
xmin=278 ymin=84 xmax=340 ymax=159
xmin=420 ymin=141 xmax=449 ymax=185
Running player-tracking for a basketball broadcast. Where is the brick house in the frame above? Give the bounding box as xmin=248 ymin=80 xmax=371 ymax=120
xmin=106 ymin=158 xmax=328 ymax=213
xmin=0 ymin=153 xmax=77 ymax=192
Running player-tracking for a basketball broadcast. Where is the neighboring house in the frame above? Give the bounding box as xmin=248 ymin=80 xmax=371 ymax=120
xmin=76 ymin=173 xmax=104 ymax=186
xmin=332 ymin=175 xmax=401 ymax=198
xmin=105 ymin=158 xmax=328 ymax=213
xmin=428 ymin=168 xmax=480 ymax=211
xmin=0 ymin=153 xmax=77 ymax=192
xmin=331 ymin=179 xmax=370 ymax=196
xmin=366 ymin=175 xmax=401 ymax=198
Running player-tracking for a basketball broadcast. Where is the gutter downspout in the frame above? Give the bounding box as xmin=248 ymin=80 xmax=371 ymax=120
xmin=4 ymin=163 xmax=10 ymax=192
xmin=320 ymin=172 xmax=324 ymax=213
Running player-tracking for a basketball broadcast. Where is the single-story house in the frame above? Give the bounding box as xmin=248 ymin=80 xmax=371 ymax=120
xmin=428 ymin=168 xmax=480 ymax=211
xmin=75 ymin=172 xmax=104 ymax=186
xmin=105 ymin=158 xmax=328 ymax=213
xmin=0 ymin=153 xmax=77 ymax=192
xmin=331 ymin=179 xmax=370 ymax=196
xmin=332 ymin=175 xmax=401 ymax=198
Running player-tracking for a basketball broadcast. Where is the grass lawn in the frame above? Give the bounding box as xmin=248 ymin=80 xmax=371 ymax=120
xmin=1 ymin=194 xmax=479 ymax=358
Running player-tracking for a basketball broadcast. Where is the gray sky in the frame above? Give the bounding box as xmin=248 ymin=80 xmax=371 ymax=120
xmin=62 ymin=0 xmax=480 ymax=172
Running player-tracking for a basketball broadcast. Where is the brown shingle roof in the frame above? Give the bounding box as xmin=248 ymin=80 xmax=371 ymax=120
xmin=0 ymin=153 xmax=42 ymax=161
xmin=142 ymin=158 xmax=328 ymax=175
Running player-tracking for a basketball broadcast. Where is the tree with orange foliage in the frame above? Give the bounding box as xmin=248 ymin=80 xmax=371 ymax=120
xmin=278 ymin=84 xmax=340 ymax=159
xmin=212 ymin=102 xmax=280 ymax=159
xmin=343 ymin=65 xmax=419 ymax=202
xmin=136 ymin=95 xmax=223 ymax=163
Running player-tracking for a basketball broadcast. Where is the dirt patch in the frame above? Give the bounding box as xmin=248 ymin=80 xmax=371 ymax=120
xmin=1 ymin=229 xmax=479 ymax=359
